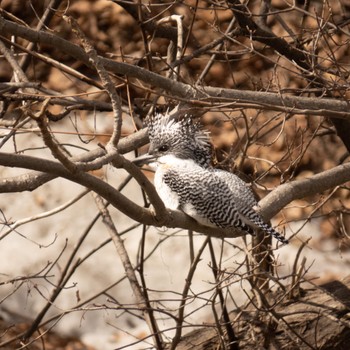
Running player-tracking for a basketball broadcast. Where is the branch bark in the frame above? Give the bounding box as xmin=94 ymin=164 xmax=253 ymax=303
xmin=170 ymin=276 xmax=350 ymax=349
xmin=1 ymin=15 xmax=350 ymax=120
xmin=93 ymin=194 xmax=164 ymax=349
xmin=0 ymin=149 xmax=349 ymax=241
xmin=0 ymin=151 xmax=246 ymax=238
xmin=226 ymin=0 xmax=350 ymax=151
xmin=258 ymin=162 xmax=350 ymax=220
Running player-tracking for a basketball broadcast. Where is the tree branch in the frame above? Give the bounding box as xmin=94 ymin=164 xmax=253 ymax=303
xmin=259 ymin=162 xmax=350 ymax=220
xmin=0 ymin=128 xmax=149 ymax=193
xmin=227 ymin=0 xmax=311 ymax=73
xmin=1 ymin=150 xmax=349 ymax=241
xmin=111 ymin=0 xmax=199 ymax=48
xmin=65 ymin=15 xmax=122 ymax=147
xmin=0 ymin=151 xmax=245 ymax=238
xmin=226 ymin=0 xmax=350 ymax=151
xmin=93 ymin=194 xmax=164 ymax=349
xmin=1 ymin=15 xmax=350 ymax=120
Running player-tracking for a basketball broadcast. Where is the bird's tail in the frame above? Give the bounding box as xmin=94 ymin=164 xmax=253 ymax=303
xmin=256 ymin=220 xmax=289 ymax=244
xmin=239 ymin=207 xmax=289 ymax=244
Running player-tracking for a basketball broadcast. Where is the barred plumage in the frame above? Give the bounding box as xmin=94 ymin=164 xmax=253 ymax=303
xmin=137 ymin=109 xmax=288 ymax=244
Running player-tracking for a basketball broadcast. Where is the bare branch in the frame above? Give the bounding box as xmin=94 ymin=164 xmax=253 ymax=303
xmin=0 ymin=189 xmax=90 ymax=240
xmin=259 ymin=162 xmax=350 ymax=220
xmin=0 ymin=151 xmax=244 ymax=238
xmin=0 ymin=128 xmax=149 ymax=193
xmin=93 ymin=193 xmax=164 ymax=349
xmin=1 ymin=15 xmax=350 ymax=120
xmin=65 ymin=15 xmax=122 ymax=147
xmin=1 ymin=2 xmax=350 ymax=348
xmin=111 ymin=0 xmax=199 ymax=47
xmin=0 ymin=38 xmax=29 ymax=84
xmin=28 ymin=98 xmax=78 ymax=172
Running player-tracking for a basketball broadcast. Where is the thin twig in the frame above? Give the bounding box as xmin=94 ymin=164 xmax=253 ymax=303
xmin=28 ymin=98 xmax=78 ymax=172
xmin=0 ymin=38 xmax=30 ymax=84
xmin=0 ymin=189 xmax=90 ymax=241
xmin=208 ymin=238 xmax=240 ymax=350
xmin=65 ymin=15 xmax=122 ymax=147
xmin=170 ymin=237 xmax=210 ymax=350
xmin=93 ymin=193 xmax=164 ymax=349
xmin=2 ymin=16 xmax=350 ymax=120
xmin=157 ymin=15 xmax=184 ymax=79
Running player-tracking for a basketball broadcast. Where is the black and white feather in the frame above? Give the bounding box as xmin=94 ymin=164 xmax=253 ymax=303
xmin=140 ymin=109 xmax=288 ymax=244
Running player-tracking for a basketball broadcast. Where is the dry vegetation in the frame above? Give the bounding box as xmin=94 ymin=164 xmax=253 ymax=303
xmin=0 ymin=0 xmax=350 ymax=349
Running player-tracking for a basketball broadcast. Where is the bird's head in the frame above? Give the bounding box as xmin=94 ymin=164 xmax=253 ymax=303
xmin=139 ymin=109 xmax=212 ymax=167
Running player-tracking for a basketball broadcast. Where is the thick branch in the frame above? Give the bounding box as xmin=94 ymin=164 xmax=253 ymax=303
xmin=0 ymin=152 xmax=150 ymax=222
xmin=201 ymin=86 xmax=350 ymax=120
xmin=0 ymin=128 xmax=149 ymax=193
xmin=259 ymin=162 xmax=350 ymax=220
xmin=227 ymin=0 xmax=350 ymax=151
xmin=1 ymin=16 xmax=350 ymax=119
xmin=0 ymin=152 xmax=244 ymax=238
xmin=1 ymin=151 xmax=350 ymax=240
xmin=172 ymin=276 xmax=350 ymax=349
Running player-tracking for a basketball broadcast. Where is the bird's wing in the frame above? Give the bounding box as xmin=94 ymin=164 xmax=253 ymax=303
xmin=162 ymin=167 xmax=288 ymax=243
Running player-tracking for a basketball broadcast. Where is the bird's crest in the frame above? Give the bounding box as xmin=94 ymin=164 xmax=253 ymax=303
xmin=146 ymin=107 xmax=210 ymax=149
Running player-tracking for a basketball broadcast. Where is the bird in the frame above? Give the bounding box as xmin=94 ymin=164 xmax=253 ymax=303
xmin=134 ymin=108 xmax=288 ymax=244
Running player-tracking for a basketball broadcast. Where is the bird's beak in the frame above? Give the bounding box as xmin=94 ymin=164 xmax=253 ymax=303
xmin=132 ymin=153 xmax=156 ymax=166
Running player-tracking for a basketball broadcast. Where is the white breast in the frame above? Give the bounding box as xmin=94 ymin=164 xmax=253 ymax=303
xmin=152 ymin=154 xmax=202 ymax=212
xmin=154 ymin=165 xmax=180 ymax=210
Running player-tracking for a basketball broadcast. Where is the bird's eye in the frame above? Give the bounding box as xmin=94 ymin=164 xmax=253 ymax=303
xmin=158 ymin=144 xmax=169 ymax=152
